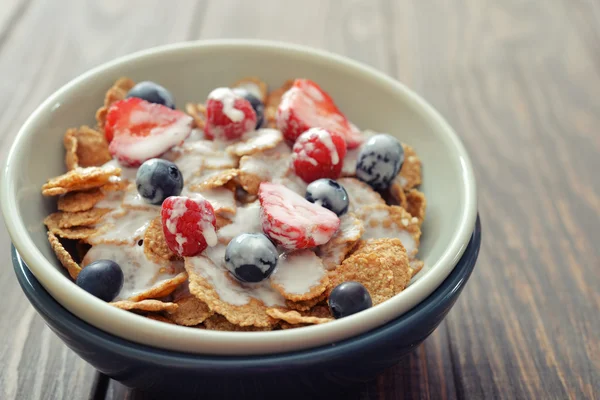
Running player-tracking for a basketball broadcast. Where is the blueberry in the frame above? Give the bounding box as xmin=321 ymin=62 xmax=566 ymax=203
xmin=225 ymin=233 xmax=278 ymax=283
xmin=75 ymin=260 xmax=124 ymax=302
xmin=328 ymin=282 xmax=372 ymax=319
xmin=233 ymin=88 xmax=264 ymax=129
xmin=305 ymin=178 xmax=349 ymax=216
xmin=126 ymin=81 xmax=175 ymax=109
xmin=356 ymin=134 xmax=404 ymax=190
xmin=136 ymin=159 xmax=183 ymax=205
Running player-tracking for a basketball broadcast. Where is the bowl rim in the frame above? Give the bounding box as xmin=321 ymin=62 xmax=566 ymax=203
xmin=1 ymin=39 xmax=477 ymax=355
xmin=12 ymin=216 xmax=481 ymax=364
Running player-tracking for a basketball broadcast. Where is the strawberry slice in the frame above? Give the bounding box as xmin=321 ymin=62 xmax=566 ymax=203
xmin=276 ymin=79 xmax=364 ymax=149
xmin=105 ymin=98 xmax=193 ymax=167
xmin=259 ymin=182 xmax=340 ymax=250
xmin=292 ymin=127 xmax=347 ymax=183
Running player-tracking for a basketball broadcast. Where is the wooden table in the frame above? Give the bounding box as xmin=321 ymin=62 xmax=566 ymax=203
xmin=1 ymin=0 xmax=598 ymax=398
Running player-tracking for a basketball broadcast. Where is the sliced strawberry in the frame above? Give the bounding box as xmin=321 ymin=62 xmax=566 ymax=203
xmin=161 ymin=195 xmax=217 ymax=257
xmin=205 ymin=88 xmax=257 ymax=141
xmin=259 ymin=182 xmax=340 ymax=250
xmin=292 ymin=127 xmax=347 ymax=183
xmin=105 ymin=98 xmax=193 ymax=167
xmin=276 ymin=79 xmax=364 ymax=148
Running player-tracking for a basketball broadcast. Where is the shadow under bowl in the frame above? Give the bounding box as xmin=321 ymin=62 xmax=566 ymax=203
xmin=12 ymin=216 xmax=481 ymax=397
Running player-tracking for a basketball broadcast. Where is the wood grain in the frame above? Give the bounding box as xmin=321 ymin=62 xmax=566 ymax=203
xmin=0 ymin=0 xmax=598 ymax=399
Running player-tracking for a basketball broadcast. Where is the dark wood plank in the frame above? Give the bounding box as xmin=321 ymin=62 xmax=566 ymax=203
xmin=388 ymin=0 xmax=600 ymax=399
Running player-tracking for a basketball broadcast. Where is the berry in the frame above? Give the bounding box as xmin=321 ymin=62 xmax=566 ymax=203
xmin=233 ymin=88 xmax=264 ymax=129
xmin=305 ymin=179 xmax=349 ymax=216
xmin=105 ymin=98 xmax=193 ymax=166
xmin=355 ymin=134 xmax=404 ymax=190
xmin=161 ymin=195 xmax=217 ymax=257
xmin=276 ymin=79 xmax=364 ymax=148
xmin=224 ymin=233 xmax=278 ymax=283
xmin=75 ymin=260 xmax=124 ymax=302
xmin=258 ymin=182 xmax=340 ymax=250
xmin=292 ymin=128 xmax=347 ymax=183
xmin=126 ymin=81 xmax=175 ymax=109
xmin=328 ymin=281 xmax=372 ymax=319
xmin=205 ymin=88 xmax=257 ymax=141
xmin=136 ymin=159 xmax=183 ymax=205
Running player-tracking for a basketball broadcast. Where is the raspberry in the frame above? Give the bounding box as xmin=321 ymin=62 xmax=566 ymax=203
xmin=276 ymin=79 xmax=364 ymax=148
xmin=105 ymin=98 xmax=193 ymax=167
xmin=161 ymin=195 xmax=217 ymax=257
xmin=259 ymin=182 xmax=340 ymax=250
xmin=292 ymin=128 xmax=347 ymax=183
xmin=205 ymin=88 xmax=257 ymax=141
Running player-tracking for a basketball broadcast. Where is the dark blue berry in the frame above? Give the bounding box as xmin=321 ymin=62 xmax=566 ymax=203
xmin=305 ymin=178 xmax=349 ymax=216
xmin=75 ymin=260 xmax=124 ymax=302
xmin=224 ymin=233 xmax=278 ymax=283
xmin=356 ymin=134 xmax=404 ymax=190
xmin=328 ymin=281 xmax=372 ymax=319
xmin=126 ymin=81 xmax=175 ymax=109
xmin=136 ymin=159 xmax=183 ymax=205
xmin=233 ymin=88 xmax=264 ymax=129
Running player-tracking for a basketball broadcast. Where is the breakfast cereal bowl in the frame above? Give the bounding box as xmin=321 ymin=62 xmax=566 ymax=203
xmin=1 ymin=40 xmax=477 ymax=355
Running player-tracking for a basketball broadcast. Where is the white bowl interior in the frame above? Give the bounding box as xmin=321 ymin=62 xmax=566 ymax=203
xmin=2 ymin=41 xmax=476 ymax=355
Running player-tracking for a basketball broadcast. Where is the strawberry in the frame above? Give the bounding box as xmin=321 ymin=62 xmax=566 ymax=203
xmin=276 ymin=79 xmax=364 ymax=148
xmin=161 ymin=195 xmax=217 ymax=257
xmin=105 ymin=98 xmax=193 ymax=167
xmin=292 ymin=127 xmax=347 ymax=183
xmin=259 ymin=182 xmax=340 ymax=250
xmin=205 ymin=88 xmax=257 ymax=141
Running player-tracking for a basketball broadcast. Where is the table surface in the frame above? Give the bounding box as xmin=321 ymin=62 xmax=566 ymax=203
xmin=0 ymin=0 xmax=598 ymax=399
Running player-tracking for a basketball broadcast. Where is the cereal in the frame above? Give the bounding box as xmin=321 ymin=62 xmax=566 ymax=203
xmin=202 ymin=314 xmax=270 ymax=331
xmin=266 ymin=308 xmax=332 ymax=325
xmin=42 ymin=166 xmax=121 ymax=196
xmin=57 ymin=188 xmax=106 ymax=212
xmin=129 ymin=271 xmax=188 ymax=302
xmin=41 ymin=77 xmax=428 ymax=332
xmin=96 ymin=77 xmax=135 ymax=130
xmin=167 ymin=287 xmax=213 ymax=326
xmin=355 ymin=204 xmax=421 ymax=259
xmin=44 ymin=208 xmax=111 ymax=229
xmin=265 ymin=79 xmax=294 ymax=127
xmin=189 ymin=169 xmax=240 ymax=191
xmin=232 ymin=76 xmax=268 ymax=103
xmin=337 ymin=177 xmax=386 ymax=212
xmin=185 ymin=255 xmax=277 ymax=328
xmin=396 ymin=144 xmax=422 ymax=190
xmin=110 ymin=299 xmax=179 ymax=313
xmin=143 ymin=217 xmax=180 ymax=262
xmin=63 ymin=126 xmax=112 ymax=170
xmin=405 ymin=189 xmax=427 ymax=226
xmin=47 ymin=231 xmax=81 ymax=279
xmin=328 ymin=239 xmax=396 ymax=305
xmin=285 ymin=292 xmax=327 ymax=311
xmin=226 ymin=129 xmax=283 ymax=157
xmin=270 ymin=250 xmax=330 ymax=302
xmin=317 ymin=213 xmax=364 ymax=270
xmin=185 ymin=103 xmax=206 ymax=129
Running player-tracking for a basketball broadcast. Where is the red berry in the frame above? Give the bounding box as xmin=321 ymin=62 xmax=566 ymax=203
xmin=161 ymin=195 xmax=217 ymax=257
xmin=259 ymin=182 xmax=340 ymax=250
xmin=292 ymin=128 xmax=347 ymax=183
xmin=276 ymin=79 xmax=364 ymax=148
xmin=205 ymin=88 xmax=257 ymax=141
xmin=105 ymin=98 xmax=193 ymax=167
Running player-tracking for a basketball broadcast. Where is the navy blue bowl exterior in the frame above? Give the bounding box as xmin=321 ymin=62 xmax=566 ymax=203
xmin=13 ymin=216 xmax=481 ymax=396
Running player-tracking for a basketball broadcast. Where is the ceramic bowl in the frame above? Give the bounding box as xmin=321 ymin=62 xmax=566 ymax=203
xmin=12 ymin=216 xmax=480 ymax=396
xmin=1 ymin=40 xmax=477 ymax=355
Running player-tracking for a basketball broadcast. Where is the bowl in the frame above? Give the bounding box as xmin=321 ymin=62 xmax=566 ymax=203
xmin=1 ymin=40 xmax=477 ymax=355
xmin=12 ymin=215 xmax=481 ymax=395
